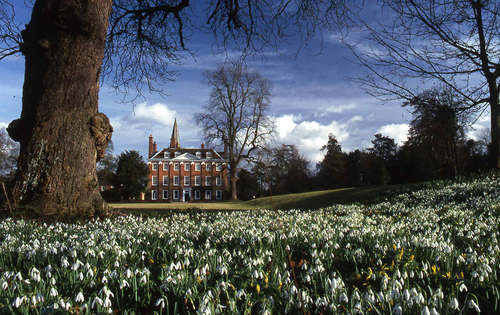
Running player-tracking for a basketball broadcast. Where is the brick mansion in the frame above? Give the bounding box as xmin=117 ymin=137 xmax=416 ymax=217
xmin=147 ymin=119 xmax=228 ymax=202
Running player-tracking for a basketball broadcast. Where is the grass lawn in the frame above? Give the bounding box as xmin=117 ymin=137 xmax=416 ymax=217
xmin=110 ymin=184 xmax=409 ymax=214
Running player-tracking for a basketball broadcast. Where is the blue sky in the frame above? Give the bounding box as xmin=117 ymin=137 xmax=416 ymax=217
xmin=0 ymin=2 xmax=491 ymax=164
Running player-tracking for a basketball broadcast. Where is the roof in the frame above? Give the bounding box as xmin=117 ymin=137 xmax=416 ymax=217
xmin=149 ymin=147 xmax=225 ymax=162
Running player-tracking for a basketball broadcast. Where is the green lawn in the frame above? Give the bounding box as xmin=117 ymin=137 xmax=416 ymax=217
xmin=111 ymin=184 xmax=408 ymax=213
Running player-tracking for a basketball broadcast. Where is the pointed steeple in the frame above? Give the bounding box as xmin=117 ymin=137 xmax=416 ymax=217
xmin=169 ymin=118 xmax=180 ymax=148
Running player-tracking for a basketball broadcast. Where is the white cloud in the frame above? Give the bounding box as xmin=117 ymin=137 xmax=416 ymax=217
xmin=0 ymin=122 xmax=8 ymax=129
xmin=376 ymin=123 xmax=409 ymax=146
xmin=109 ymin=102 xmax=203 ymax=157
xmin=274 ymin=114 xmax=362 ymax=163
xmin=128 ymin=102 xmax=177 ymax=127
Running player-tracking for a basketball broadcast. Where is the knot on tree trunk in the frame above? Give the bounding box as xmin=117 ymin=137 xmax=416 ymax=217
xmin=7 ymin=118 xmax=25 ymax=142
xmin=90 ymin=112 xmax=113 ymax=161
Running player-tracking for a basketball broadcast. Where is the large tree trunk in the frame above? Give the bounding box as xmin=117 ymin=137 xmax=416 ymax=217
xmin=230 ymin=166 xmax=238 ymax=200
xmin=7 ymin=0 xmax=113 ymax=216
xmin=491 ymin=96 xmax=500 ymax=169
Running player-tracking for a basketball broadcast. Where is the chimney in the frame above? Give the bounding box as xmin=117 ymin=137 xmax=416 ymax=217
xmin=201 ymin=143 xmax=205 ymax=149
xmin=153 ymin=141 xmax=157 ymax=155
xmin=148 ymin=134 xmax=154 ymax=158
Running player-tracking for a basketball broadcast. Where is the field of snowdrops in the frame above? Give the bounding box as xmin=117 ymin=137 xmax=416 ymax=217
xmin=1 ymin=174 xmax=499 ymax=314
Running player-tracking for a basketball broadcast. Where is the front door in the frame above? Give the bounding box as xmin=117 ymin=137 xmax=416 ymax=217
xmin=183 ymin=189 xmax=191 ymax=202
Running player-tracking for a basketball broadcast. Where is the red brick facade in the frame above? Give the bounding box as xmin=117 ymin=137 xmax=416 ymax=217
xmin=146 ymin=120 xmax=228 ymax=202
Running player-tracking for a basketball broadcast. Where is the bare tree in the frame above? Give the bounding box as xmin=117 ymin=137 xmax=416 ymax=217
xmin=346 ymin=0 xmax=500 ymax=169
xmin=196 ymin=59 xmax=274 ymax=200
xmin=0 ymin=0 xmax=346 ymax=217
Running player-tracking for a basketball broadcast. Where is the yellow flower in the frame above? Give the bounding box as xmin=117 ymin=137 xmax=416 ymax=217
xmin=409 ymin=255 xmax=414 ymax=261
xmin=366 ymin=267 xmax=373 ymax=280
xmin=162 ymin=264 xmax=166 ymax=269
xmin=149 ymin=258 xmax=154 ymax=264
xmin=279 ymin=281 xmax=283 ymax=290
xmin=256 ymin=284 xmax=260 ymax=294
xmin=460 ymin=272 xmax=464 ymax=279
xmin=398 ymin=248 xmax=404 ymax=261
xmin=196 ymin=276 xmax=202 ymax=284
xmin=393 ymin=244 xmax=397 ymax=251
xmin=264 ymin=275 xmax=269 ymax=286
xmin=431 ymin=265 xmax=439 ymax=274
xmin=229 ymin=282 xmax=236 ymax=290
xmin=442 ymin=271 xmax=451 ymax=279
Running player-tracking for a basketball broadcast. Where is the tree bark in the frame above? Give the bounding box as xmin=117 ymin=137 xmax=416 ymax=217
xmin=230 ymin=166 xmax=238 ymax=200
xmin=490 ymin=97 xmax=500 ymax=169
xmin=7 ymin=0 xmax=113 ymax=216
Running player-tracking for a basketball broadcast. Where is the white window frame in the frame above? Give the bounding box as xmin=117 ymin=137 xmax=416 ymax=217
xmin=162 ymin=176 xmax=169 ymax=186
xmin=216 ymin=175 xmax=221 ymax=186
xmin=206 ymin=163 xmax=212 ymax=171
xmin=184 ymin=176 xmax=190 ymax=186
xmin=173 ymin=176 xmax=180 ymax=186
xmin=152 ymin=163 xmax=158 ymax=171
xmin=151 ymin=190 xmax=157 ymax=200
xmin=174 ymin=163 xmax=180 ymax=171
xmin=163 ymin=163 xmax=168 ymax=171
xmin=206 ymin=152 xmax=212 ymax=159
xmin=184 ymin=163 xmax=191 ymax=171
xmin=173 ymin=190 xmax=180 ymax=200
xmin=195 ymin=176 xmax=201 ymax=186
xmin=205 ymin=176 xmax=212 ymax=186
xmin=194 ymin=190 xmax=201 ymax=200
xmin=164 ymin=152 xmax=169 ymax=158
xmin=196 ymin=152 xmax=202 ymax=158
xmin=175 ymin=152 xmax=181 ymax=157
xmin=152 ymin=175 xmax=158 ymax=186
xmin=216 ymin=163 xmax=222 ymax=171
xmin=205 ymin=190 xmax=212 ymax=200
xmin=162 ymin=190 xmax=168 ymax=200
xmin=195 ymin=163 xmax=201 ymax=171
xmin=216 ymin=190 xmax=222 ymax=200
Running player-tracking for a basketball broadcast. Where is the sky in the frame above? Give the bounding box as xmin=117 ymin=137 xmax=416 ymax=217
xmin=0 ymin=2 xmax=491 ymax=165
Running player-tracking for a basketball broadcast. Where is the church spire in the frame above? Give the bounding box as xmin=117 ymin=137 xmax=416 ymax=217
xmin=169 ymin=118 xmax=180 ymax=148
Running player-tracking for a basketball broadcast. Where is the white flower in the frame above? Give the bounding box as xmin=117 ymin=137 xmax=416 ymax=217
xmin=75 ymin=292 xmax=85 ymax=303
xmin=103 ymin=296 xmax=112 ymax=308
xmin=92 ymin=296 xmax=103 ymax=309
xmin=155 ymin=298 xmax=165 ymax=309
xmin=459 ymin=283 xmax=468 ymax=292
xmin=468 ymin=299 xmax=480 ymax=313
xmin=430 ymin=307 xmax=439 ymax=315
xmin=421 ymin=306 xmax=430 ymax=315
xmin=393 ymin=304 xmax=403 ymax=315
xmin=449 ymin=297 xmax=459 ymax=310
xmin=126 ymin=269 xmax=132 ymax=279
xmin=50 ymin=287 xmax=58 ymax=297
xmin=12 ymin=296 xmax=23 ymax=308
xmin=1 ymin=281 xmax=7 ymax=290
xmin=102 ymin=276 xmax=108 ymax=284
xmin=140 ymin=274 xmax=147 ymax=284
xmin=339 ymin=292 xmax=348 ymax=303
xmin=120 ymin=279 xmax=130 ymax=289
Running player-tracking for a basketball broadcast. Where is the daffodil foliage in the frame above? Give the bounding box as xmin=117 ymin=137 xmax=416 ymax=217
xmin=0 ymin=174 xmax=499 ymax=314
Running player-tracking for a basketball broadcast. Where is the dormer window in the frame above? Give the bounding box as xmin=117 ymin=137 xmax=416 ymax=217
xmin=175 ymin=152 xmax=181 ymax=157
xmin=196 ymin=152 xmax=202 ymax=158
xmin=164 ymin=152 xmax=168 ymax=158
xmin=206 ymin=151 xmax=212 ymax=159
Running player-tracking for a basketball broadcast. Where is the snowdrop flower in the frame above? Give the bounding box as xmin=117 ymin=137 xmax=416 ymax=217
xmin=103 ymin=296 xmax=112 ymax=308
xmin=102 ymin=276 xmax=108 ymax=284
xmin=92 ymin=296 xmax=103 ymax=309
xmin=155 ymin=298 xmax=165 ymax=309
xmin=2 ymin=281 xmax=7 ymax=290
xmin=87 ymin=268 xmax=94 ymax=278
xmin=468 ymin=299 xmax=480 ymax=313
xmin=449 ymin=297 xmax=459 ymax=310
xmin=236 ymin=289 xmax=246 ymax=299
xmin=50 ymin=287 xmax=58 ymax=297
xmin=75 ymin=292 xmax=85 ymax=303
xmin=339 ymin=292 xmax=348 ymax=303
xmin=430 ymin=307 xmax=439 ymax=315
xmin=125 ymin=269 xmax=132 ymax=279
xmin=459 ymin=283 xmax=468 ymax=292
xmin=290 ymin=285 xmax=298 ymax=295
xmin=51 ymin=277 xmax=56 ymax=285
xmin=12 ymin=296 xmax=23 ymax=308
xmin=120 ymin=279 xmax=130 ymax=289
xmin=140 ymin=274 xmax=147 ymax=284
xmin=393 ymin=304 xmax=403 ymax=315
xmin=421 ymin=306 xmax=430 ymax=315
xmin=61 ymin=257 xmax=69 ymax=268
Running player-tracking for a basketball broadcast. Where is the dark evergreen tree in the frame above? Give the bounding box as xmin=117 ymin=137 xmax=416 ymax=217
xmin=316 ymin=134 xmax=347 ymax=188
xmin=115 ymin=150 xmax=148 ymax=201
